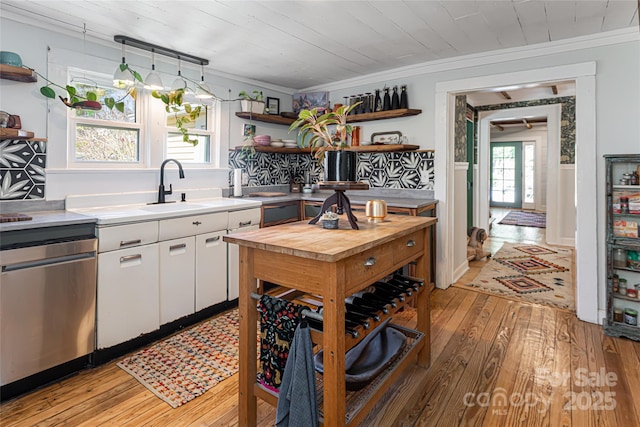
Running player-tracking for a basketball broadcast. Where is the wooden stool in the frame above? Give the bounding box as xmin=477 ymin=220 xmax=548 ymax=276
xmin=308 ymin=181 xmax=369 ymax=229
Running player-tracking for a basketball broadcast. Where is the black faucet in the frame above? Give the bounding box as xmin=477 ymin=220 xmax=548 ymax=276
xmin=157 ymin=159 xmax=185 ymax=204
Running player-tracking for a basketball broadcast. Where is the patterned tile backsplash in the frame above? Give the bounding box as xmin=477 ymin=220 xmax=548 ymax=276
xmin=0 ymin=139 xmax=46 ymax=200
xmin=229 ymin=150 xmax=435 ymax=189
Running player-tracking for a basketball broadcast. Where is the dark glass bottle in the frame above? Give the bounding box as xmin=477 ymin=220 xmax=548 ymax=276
xmin=382 ymin=87 xmax=391 ymax=111
xmin=400 ymin=85 xmax=408 ymax=108
xmin=391 ymin=85 xmax=400 ymax=109
xmin=374 ymin=89 xmax=382 ymax=112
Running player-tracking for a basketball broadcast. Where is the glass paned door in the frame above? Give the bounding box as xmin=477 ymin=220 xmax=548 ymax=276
xmin=490 ymin=142 xmax=522 ymax=208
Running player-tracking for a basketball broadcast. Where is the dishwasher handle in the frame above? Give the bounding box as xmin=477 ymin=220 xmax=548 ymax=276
xmin=2 ymin=252 xmax=95 ymax=273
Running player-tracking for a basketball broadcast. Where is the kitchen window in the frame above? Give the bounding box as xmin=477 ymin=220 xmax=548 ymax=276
xmin=68 ymin=69 xmax=143 ymax=165
xmin=165 ymin=101 xmax=215 ymax=164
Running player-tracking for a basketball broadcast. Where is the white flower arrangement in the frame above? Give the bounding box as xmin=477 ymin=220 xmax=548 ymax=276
xmin=321 ymin=210 xmax=339 ymax=221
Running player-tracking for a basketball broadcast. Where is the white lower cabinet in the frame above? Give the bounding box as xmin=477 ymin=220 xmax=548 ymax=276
xmin=195 ymin=231 xmax=228 ymax=311
xmin=97 ymin=243 xmax=159 ymax=349
xmin=159 ymin=237 xmax=196 ymax=324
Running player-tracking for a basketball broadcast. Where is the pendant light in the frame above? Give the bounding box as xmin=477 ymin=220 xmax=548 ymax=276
xmin=113 ymin=40 xmax=134 ymax=88
xmin=195 ymin=63 xmax=213 ymax=99
xmin=170 ymin=58 xmax=187 ymax=91
xmin=144 ymin=49 xmax=164 ymax=91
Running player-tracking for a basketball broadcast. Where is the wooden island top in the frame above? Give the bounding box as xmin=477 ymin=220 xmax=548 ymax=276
xmin=224 ymin=215 xmax=437 ymax=426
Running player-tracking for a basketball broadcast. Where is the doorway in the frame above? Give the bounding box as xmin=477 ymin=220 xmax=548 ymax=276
xmin=434 ymin=62 xmax=598 ymax=324
xmin=490 ymin=141 xmax=523 ymax=209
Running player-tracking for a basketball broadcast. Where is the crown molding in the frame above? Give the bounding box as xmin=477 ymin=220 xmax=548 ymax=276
xmin=304 ymin=27 xmax=640 ymax=92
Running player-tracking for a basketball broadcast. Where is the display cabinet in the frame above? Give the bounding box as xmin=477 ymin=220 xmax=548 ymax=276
xmin=604 ymin=154 xmax=640 ymax=341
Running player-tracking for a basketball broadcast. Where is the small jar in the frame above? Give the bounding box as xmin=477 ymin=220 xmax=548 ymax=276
xmin=619 ymin=278 xmax=627 ymax=296
xmin=613 ymin=308 xmax=624 ymax=323
xmin=613 ymin=248 xmax=627 ymax=268
xmin=612 ymin=274 xmax=619 ymax=293
xmin=627 ymin=288 xmax=637 ymax=299
xmin=620 ymin=196 xmax=630 ymax=214
xmin=631 ymin=172 xmax=639 ymax=186
xmin=623 ymin=308 xmax=638 ymax=326
xmin=636 ymin=284 xmax=640 ymax=299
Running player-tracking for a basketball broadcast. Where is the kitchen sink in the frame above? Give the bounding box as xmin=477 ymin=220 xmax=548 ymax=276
xmin=141 ymin=202 xmax=206 ymax=212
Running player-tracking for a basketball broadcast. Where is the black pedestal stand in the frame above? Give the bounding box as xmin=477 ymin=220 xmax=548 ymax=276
xmin=308 ymin=182 xmax=369 ymax=230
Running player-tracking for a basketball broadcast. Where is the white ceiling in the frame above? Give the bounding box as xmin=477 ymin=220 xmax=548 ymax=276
xmin=2 ymin=1 xmax=638 ymax=91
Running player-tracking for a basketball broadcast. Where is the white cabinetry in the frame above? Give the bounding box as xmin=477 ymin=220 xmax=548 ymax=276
xmin=158 ymin=212 xmax=228 ymax=323
xmin=97 ymin=241 xmax=159 ymax=349
xmin=227 ymin=208 xmax=262 ymax=301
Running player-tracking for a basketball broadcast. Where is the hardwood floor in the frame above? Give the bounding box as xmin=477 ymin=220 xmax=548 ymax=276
xmin=2 ymin=219 xmax=639 ymax=426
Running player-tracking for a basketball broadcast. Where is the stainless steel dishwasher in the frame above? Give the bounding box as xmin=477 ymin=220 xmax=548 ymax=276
xmin=0 ymin=236 xmax=97 ymax=394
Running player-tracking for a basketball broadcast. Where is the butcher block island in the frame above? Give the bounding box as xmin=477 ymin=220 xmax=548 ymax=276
xmin=224 ymin=215 xmax=436 ymax=426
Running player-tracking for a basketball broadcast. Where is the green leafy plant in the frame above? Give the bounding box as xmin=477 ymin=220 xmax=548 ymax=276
xmin=288 ymin=102 xmax=361 ymax=163
xmin=35 ymin=64 xmax=142 ymax=113
xmin=321 ymin=210 xmax=339 ymax=221
xmin=238 ymin=90 xmax=264 ymax=102
xmin=152 ymin=88 xmax=202 ymax=146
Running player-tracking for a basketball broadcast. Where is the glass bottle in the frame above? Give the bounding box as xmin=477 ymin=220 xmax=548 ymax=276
xmin=400 ymin=84 xmax=408 ymax=108
xmin=383 ymin=87 xmax=391 ymax=111
xmin=391 ymin=86 xmax=400 ymax=109
xmin=374 ymin=89 xmax=382 ymax=112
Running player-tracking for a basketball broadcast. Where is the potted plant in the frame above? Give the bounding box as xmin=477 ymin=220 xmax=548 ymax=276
xmin=288 ymin=102 xmax=361 ymax=182
xmin=239 ymin=90 xmax=265 ymax=114
xmin=320 ymin=210 xmax=340 ymax=229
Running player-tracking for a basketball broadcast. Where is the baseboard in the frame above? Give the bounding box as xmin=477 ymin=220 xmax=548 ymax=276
xmin=453 ymin=261 xmax=469 ymax=284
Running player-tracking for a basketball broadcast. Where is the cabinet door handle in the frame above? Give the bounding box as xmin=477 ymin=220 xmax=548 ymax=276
xmin=406 ymin=239 xmax=416 ymax=247
xmin=170 ymin=243 xmax=187 ymax=251
xmin=120 ymin=239 xmax=141 ymax=247
xmin=120 ymin=254 xmax=142 ymax=264
xmin=364 ymin=257 xmax=376 ymax=267
xmin=192 ymin=221 xmax=202 ymax=226
xmin=239 ymin=220 xmax=252 ymax=227
xmin=205 ymin=236 xmax=221 ymax=244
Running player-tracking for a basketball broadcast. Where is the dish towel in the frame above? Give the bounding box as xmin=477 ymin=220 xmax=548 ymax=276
xmin=257 ymin=294 xmax=303 ymax=392
xmin=275 ymin=320 xmax=318 ymax=427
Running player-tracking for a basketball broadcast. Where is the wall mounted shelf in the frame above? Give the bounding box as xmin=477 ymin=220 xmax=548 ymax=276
xmin=232 ymin=144 xmax=420 ymax=154
xmin=0 ymin=64 xmax=37 ymax=82
xmin=235 ymin=108 xmax=422 ymax=126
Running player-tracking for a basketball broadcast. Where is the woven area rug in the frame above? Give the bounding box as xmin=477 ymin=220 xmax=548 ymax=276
xmin=463 ymin=243 xmax=574 ymax=310
xmin=117 ymin=310 xmax=240 ymax=408
xmin=498 ymin=210 xmax=546 ymax=228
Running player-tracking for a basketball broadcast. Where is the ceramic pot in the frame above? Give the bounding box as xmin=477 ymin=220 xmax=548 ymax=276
xmin=323 ymin=150 xmax=357 ymax=182
xmin=322 ymin=219 xmax=339 ymax=229
xmin=365 ymin=200 xmax=387 ymax=223
xmin=240 ymin=100 xmax=265 ymax=114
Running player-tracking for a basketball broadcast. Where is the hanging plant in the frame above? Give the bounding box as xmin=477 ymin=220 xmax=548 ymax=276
xmin=151 ymin=88 xmax=202 ymax=146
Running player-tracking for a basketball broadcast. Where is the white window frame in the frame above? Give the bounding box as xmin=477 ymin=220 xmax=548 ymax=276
xmin=67 ymin=68 xmax=147 ymax=169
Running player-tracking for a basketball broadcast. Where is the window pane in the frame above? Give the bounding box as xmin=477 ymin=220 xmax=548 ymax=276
xmin=166 ymin=104 xmax=208 ymax=130
xmin=72 ymin=81 xmax=136 ymax=122
xmin=75 ymin=124 xmax=139 ymax=162
xmin=167 ymin=133 xmax=210 ymax=163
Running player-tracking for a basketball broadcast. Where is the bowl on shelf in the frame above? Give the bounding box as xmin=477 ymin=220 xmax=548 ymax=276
xmin=0 ymin=51 xmax=22 ymax=67
xmin=253 ymin=134 xmax=271 ymax=146
xmin=270 ymin=141 xmax=284 ymax=148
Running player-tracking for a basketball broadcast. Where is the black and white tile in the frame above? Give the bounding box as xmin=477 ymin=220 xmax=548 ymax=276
xmin=229 ymin=150 xmax=435 ymax=189
xmin=0 ymin=139 xmax=47 ymax=200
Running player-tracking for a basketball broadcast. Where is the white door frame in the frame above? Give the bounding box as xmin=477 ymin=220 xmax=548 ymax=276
xmin=478 ymin=105 xmax=561 ymax=244
xmin=434 ymin=62 xmax=598 ymax=324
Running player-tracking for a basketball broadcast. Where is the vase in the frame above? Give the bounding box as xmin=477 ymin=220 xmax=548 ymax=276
xmin=322 ymin=218 xmax=339 ymax=229
xmin=382 ymin=87 xmax=391 ymax=111
xmin=400 ymin=85 xmax=408 ymax=108
xmin=323 ymin=150 xmax=357 ymax=182
xmin=374 ymin=89 xmax=382 ymax=112
xmin=391 ymin=86 xmax=400 ymax=109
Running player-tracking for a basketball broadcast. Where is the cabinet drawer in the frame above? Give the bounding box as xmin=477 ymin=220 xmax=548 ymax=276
xmin=392 ymin=230 xmax=424 ymax=265
xmin=159 ymin=212 xmax=228 ymax=240
xmin=97 ymin=222 xmax=158 ymax=253
xmin=344 ymin=243 xmax=393 ymax=288
xmin=228 ymin=208 xmax=261 ymax=230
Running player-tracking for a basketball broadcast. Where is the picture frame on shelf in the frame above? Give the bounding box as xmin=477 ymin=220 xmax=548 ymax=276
xmin=266 ymin=97 xmax=280 ymax=115
xmin=292 ymin=91 xmax=329 ymax=113
xmin=243 ymin=123 xmax=256 ymax=137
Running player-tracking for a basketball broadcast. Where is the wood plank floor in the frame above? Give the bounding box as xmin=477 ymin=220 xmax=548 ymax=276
xmin=2 ymin=222 xmax=639 ymax=426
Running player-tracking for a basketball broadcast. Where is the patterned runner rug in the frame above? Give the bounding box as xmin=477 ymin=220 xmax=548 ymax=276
xmin=498 ymin=210 xmax=546 ymax=228
xmin=117 ymin=309 xmax=241 ymax=408
xmin=462 ymin=243 xmax=574 ymax=310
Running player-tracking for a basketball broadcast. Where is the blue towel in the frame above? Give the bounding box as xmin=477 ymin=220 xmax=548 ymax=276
xmin=275 ymin=320 xmax=318 ymax=427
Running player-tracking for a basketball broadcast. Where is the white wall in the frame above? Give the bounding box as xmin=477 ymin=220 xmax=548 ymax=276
xmin=453 ymin=163 xmax=469 ymax=282
xmin=0 ymin=17 xmax=295 ymax=201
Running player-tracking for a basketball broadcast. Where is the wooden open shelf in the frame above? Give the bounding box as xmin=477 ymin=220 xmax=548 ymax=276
xmin=0 ymin=128 xmax=35 ymax=139
xmin=232 ymin=144 xmax=420 ymax=154
xmin=235 ymin=108 xmax=422 ymax=126
xmin=0 ymin=64 xmax=37 ymax=82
